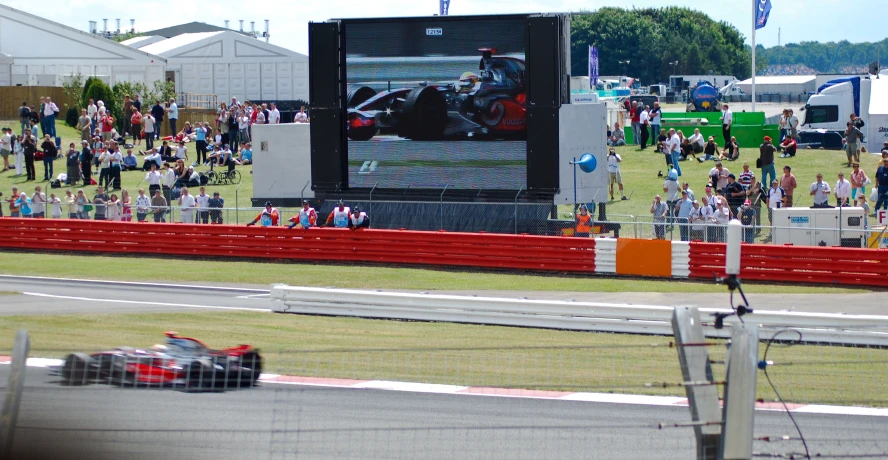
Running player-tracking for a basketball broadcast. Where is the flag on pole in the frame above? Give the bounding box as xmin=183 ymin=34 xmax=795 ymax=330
xmin=440 ymin=0 xmax=450 ymax=16
xmin=589 ymin=46 xmax=599 ymax=88
xmin=755 ymin=0 xmax=772 ymax=30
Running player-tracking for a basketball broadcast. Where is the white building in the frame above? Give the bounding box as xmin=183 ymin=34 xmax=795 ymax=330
xmin=0 ymin=4 xmax=166 ymax=87
xmin=137 ymin=31 xmax=308 ymax=103
xmin=735 ymin=75 xmax=817 ymax=97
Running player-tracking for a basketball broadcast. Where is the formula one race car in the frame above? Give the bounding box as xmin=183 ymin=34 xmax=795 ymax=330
xmin=346 ymin=48 xmax=527 ymax=141
xmin=53 ymin=332 xmax=263 ymax=390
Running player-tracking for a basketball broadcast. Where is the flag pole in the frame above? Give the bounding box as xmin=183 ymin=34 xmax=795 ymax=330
xmin=752 ymin=0 xmax=757 ymax=112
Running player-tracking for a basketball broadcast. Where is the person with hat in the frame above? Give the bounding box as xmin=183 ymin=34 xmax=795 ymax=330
xmin=575 ymin=204 xmax=592 ymax=238
xmin=348 ymin=207 xmax=370 ymax=230
xmin=736 ymin=199 xmax=756 ymax=243
xmin=0 ymin=127 xmax=12 ymax=172
xmin=288 ymin=200 xmax=317 ymax=229
xmin=759 ymin=135 xmax=777 ymax=188
xmin=724 ymin=173 xmax=745 ymax=212
xmin=606 ymin=148 xmax=627 ymax=201
xmin=324 ymin=200 xmax=351 ymax=228
xmin=247 ymin=201 xmax=280 ymax=227
xmin=874 ymin=158 xmax=888 ymax=215
xmin=208 ymin=191 xmax=224 ymax=224
xmin=675 ymin=190 xmax=694 ymax=242
xmin=809 ymin=173 xmax=832 ymax=208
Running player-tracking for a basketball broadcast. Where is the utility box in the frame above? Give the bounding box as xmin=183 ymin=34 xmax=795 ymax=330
xmin=772 ymin=207 xmax=867 ymax=247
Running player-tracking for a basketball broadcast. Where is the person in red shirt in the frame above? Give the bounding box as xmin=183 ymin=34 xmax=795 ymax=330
xmin=629 ymin=101 xmax=640 ymax=146
xmin=101 ymin=113 xmax=115 ymax=143
xmin=779 ymin=136 xmax=797 ymax=158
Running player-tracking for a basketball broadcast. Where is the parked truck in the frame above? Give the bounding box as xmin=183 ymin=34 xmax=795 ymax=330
xmin=801 ymin=71 xmax=888 ymax=151
xmin=686 ymin=80 xmax=720 ymax=112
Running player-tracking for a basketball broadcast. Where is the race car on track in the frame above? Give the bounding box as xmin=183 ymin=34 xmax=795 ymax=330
xmin=53 ymin=331 xmax=263 ymax=389
xmin=346 ymin=48 xmax=527 ymax=141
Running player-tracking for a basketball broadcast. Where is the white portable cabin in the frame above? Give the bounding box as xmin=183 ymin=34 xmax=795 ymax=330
xmin=138 ymin=31 xmax=308 ymax=104
xmin=772 ymin=207 xmax=867 ymax=248
xmin=0 ymin=4 xmax=166 ymax=87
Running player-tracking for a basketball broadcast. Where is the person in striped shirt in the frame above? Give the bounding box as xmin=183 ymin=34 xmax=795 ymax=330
xmin=738 ymin=163 xmax=755 ymax=189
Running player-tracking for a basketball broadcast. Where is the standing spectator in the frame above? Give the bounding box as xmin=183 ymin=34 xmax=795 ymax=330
xmin=656 ymin=127 xmax=668 ymax=155
xmin=208 ymin=192 xmax=224 ymax=224
xmin=238 ymin=112 xmax=251 ymax=143
xmin=130 ymin=107 xmax=142 ymax=147
xmin=651 ymin=195 xmax=668 ymax=240
xmin=293 ymin=106 xmax=309 ymax=123
xmin=709 ymin=162 xmax=731 ymax=190
xmin=22 ymin=130 xmax=37 ymax=181
xmin=106 ymin=194 xmax=122 ymax=221
xmin=28 ymin=109 xmax=40 ymax=138
xmin=19 ymin=102 xmax=30 ymax=135
xmin=843 ymin=122 xmax=864 ymax=166
xmin=161 ymin=162 xmax=176 ymax=206
xmin=40 ymin=134 xmax=58 ymax=181
xmin=178 ymin=186 xmax=196 ymax=223
xmin=723 ymin=174 xmax=745 ymax=211
xmin=79 ymin=141 xmax=93 ymax=187
xmin=681 ymin=183 xmax=695 ymax=202
xmin=65 ymin=189 xmax=78 ymax=219
xmin=109 ymin=145 xmax=123 ymax=190
xmin=676 ymin=190 xmax=694 ymax=241
xmin=143 ymin=112 xmax=156 ymax=150
xmin=65 ymin=143 xmax=81 ymax=185
xmin=289 ymin=200 xmax=317 ymax=229
xmin=638 ymin=105 xmax=650 ymax=150
xmin=75 ymin=189 xmax=90 ymax=219
xmin=787 ymin=109 xmax=799 ymax=140
xmin=835 ymin=172 xmax=852 ymax=207
xmin=747 ymin=179 xmax=765 ymax=232
xmin=720 ymin=103 xmax=732 ymax=145
xmin=195 ymin=187 xmax=211 ymax=224
xmin=738 ymin=163 xmax=755 ymax=189
xmin=667 ymin=129 xmax=682 ymax=176
xmin=714 ymin=201 xmax=732 ymax=242
xmin=850 ymin=163 xmax=869 ymax=202
xmin=255 ymin=107 xmax=266 ymax=125
xmin=663 ymin=168 xmax=681 ymax=227
xmin=122 ymin=95 xmax=133 ymax=137
xmin=15 ymin=192 xmax=32 ymax=217
xmin=31 ymin=186 xmax=46 ymax=218
xmin=13 ymin=134 xmax=24 ymax=177
xmin=121 ymin=189 xmax=133 ymax=222
xmin=766 ymin=180 xmax=785 ymax=237
xmin=781 ymin=166 xmax=798 ymax=207
xmin=809 ymin=174 xmax=832 ymax=207
xmin=779 ymin=136 xmax=797 ymax=158
xmin=649 ymin=101 xmax=662 ymax=150
xmin=151 ymin=101 xmax=165 ymax=140
xmin=689 ymin=200 xmax=704 ymax=241
xmin=700 ymin=196 xmax=716 ymax=242
xmin=629 ymin=101 xmax=640 ymax=146
xmin=145 ymin=163 xmax=162 ymax=198
xmin=736 ymin=199 xmax=755 ymax=243
xmin=167 ymin=98 xmax=179 ymax=137
xmin=77 ymin=109 xmax=91 ymax=142
xmin=87 ymin=99 xmax=97 ymax=134
xmin=606 ymin=148 xmax=627 ymax=201
xmin=0 ymin=127 xmax=12 ymax=172
xmin=100 ymin=111 xmax=115 ymax=142
xmin=219 ymin=110 xmax=230 ymax=147
xmin=136 ymin=188 xmax=151 ymax=222
xmin=194 ymin=122 xmax=208 ymax=166
xmin=778 ymin=109 xmax=789 ymax=146
xmin=151 ymin=189 xmax=167 ymax=222
xmin=93 ymin=186 xmax=109 ymax=220
xmin=607 ymin=122 xmax=625 ymax=146
xmin=268 ymin=103 xmax=281 ymax=124
xmin=42 ymin=97 xmax=59 ymax=138
xmin=132 ymin=95 xmax=142 ymax=115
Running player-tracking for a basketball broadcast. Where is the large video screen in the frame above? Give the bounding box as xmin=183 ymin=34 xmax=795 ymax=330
xmin=344 ymin=18 xmax=527 ymax=190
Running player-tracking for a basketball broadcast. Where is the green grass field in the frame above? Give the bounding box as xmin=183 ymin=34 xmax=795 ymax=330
xmin=1 ymin=310 xmax=885 ymax=406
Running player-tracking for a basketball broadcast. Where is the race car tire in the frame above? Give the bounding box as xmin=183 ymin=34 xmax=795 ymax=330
xmin=347 ymin=126 xmax=377 ymax=141
xmin=478 ymin=100 xmax=506 ymax=127
xmin=60 ymin=353 xmax=91 ymax=386
xmin=186 ymin=360 xmax=215 ymax=390
xmin=347 ymin=86 xmax=377 ymax=109
xmin=400 ymin=86 xmax=447 ymax=140
xmin=235 ymin=351 xmax=263 ymax=387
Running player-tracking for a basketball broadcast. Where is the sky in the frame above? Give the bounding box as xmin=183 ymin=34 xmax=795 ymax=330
xmin=2 ymin=0 xmax=884 ymax=55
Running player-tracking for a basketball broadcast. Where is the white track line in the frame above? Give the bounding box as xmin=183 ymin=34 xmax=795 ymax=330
xmin=21 ymin=292 xmax=269 ymax=312
xmin=0 ymin=275 xmax=269 ymax=293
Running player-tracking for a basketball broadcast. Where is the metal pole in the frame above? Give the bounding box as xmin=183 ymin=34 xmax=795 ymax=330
xmin=572 ymin=157 xmax=578 ymax=213
xmin=751 ymin=0 xmax=757 ymax=113
xmin=300 ymin=180 xmax=309 ymax=206
xmin=235 ymin=181 xmax=243 ymax=225
xmin=0 ymin=330 xmax=30 ymax=458
xmin=672 ymin=308 xmax=721 ymax=460
xmin=514 ymin=187 xmax=522 ymax=235
xmin=369 ymin=182 xmax=378 ymax=229
xmin=721 ymin=322 xmax=759 ymax=460
xmin=439 ymin=184 xmax=449 ymax=230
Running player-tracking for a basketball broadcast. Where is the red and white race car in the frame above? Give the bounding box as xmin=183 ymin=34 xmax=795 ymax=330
xmin=54 ymin=331 xmax=263 ymax=390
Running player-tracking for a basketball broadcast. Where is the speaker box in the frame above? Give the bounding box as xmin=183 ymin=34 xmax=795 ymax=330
xmin=309 ymin=22 xmax=341 ymax=109
xmin=309 ymin=108 xmax=346 ymax=190
xmin=525 ymin=17 xmax=561 ymax=108
xmin=526 ymin=107 xmax=559 ymax=192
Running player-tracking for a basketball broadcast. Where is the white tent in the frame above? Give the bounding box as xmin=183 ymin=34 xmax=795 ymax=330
xmin=865 ymin=78 xmax=888 ymax=153
xmin=0 ymin=4 xmax=166 ymax=87
xmin=0 ymin=53 xmax=12 ymax=86
xmin=138 ymin=31 xmax=308 ymax=103
xmin=120 ymin=36 xmax=168 ymax=49
xmin=735 ymin=76 xmax=816 ymax=97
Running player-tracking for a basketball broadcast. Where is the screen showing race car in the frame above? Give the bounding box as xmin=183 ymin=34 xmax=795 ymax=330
xmin=344 ymin=18 xmax=527 ymax=190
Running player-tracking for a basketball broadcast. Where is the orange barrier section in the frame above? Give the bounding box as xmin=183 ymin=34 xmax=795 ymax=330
xmin=688 ymin=242 xmax=888 ymax=288
xmin=0 ymin=219 xmax=596 ymax=273
xmin=615 ymin=239 xmax=673 ymax=278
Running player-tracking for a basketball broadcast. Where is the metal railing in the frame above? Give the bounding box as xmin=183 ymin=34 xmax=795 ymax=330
xmin=176 ymin=92 xmax=218 ymax=109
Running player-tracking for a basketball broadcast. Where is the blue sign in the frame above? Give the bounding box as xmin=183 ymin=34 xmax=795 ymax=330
xmin=755 ymin=0 xmax=772 ymax=30
xmin=440 ymin=0 xmax=450 ymax=16
xmin=589 ymin=46 xmax=599 ymax=88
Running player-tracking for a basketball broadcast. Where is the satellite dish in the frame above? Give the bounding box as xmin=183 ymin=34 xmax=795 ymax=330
xmin=577 ymin=153 xmax=597 ymax=173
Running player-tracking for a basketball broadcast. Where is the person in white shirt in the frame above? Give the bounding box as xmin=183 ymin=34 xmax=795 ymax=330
xmin=835 ymin=171 xmax=852 ymax=207
xmin=175 ymin=141 xmax=188 ymax=162
xmin=688 ymin=128 xmax=705 ymax=154
xmin=110 ymin=147 xmax=123 ymax=190
xmin=268 ymin=103 xmax=281 ymax=124
xmin=195 ymin=186 xmax=211 ymax=224
xmin=809 ymin=173 xmax=831 ymax=207
xmin=31 ymin=186 xmax=47 ymax=218
xmin=106 ymin=194 xmax=122 ymax=221
xmin=293 ymin=106 xmax=309 ymax=123
xmin=145 ymin=163 xmax=163 ymax=196
xmin=667 ymin=129 xmax=682 ymax=176
xmin=721 ymin=103 xmax=733 ymax=145
xmin=638 ymin=106 xmax=651 ymax=149
xmin=167 ymin=98 xmax=179 ymax=136
xmin=143 ymin=113 xmax=155 ymax=150
xmin=143 ymin=149 xmax=163 ymax=171
xmin=606 ymin=148 xmax=627 ymax=201
xmin=700 ymin=196 xmax=715 ymax=242
xmin=238 ymin=113 xmax=251 ymax=142
xmin=787 ymin=109 xmax=799 ymax=140
xmin=135 ymin=188 xmax=151 ymax=222
xmin=178 ymin=187 xmax=196 ymax=223
xmin=688 ymin=200 xmax=704 ymax=240
xmin=714 ymin=203 xmax=732 ymax=242
xmin=161 ymin=162 xmax=176 ymax=205
xmin=97 ymin=149 xmax=112 ymax=189
xmin=43 ymin=97 xmax=59 ymax=138
xmin=255 ymin=110 xmax=266 ymax=125
xmin=49 ymin=193 xmax=62 ymax=219
xmin=0 ymin=127 xmax=12 ymax=172
xmin=87 ymin=99 xmax=98 ymax=134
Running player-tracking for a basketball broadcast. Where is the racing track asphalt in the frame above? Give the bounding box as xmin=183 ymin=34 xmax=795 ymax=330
xmin=8 ymin=366 xmax=888 ymax=460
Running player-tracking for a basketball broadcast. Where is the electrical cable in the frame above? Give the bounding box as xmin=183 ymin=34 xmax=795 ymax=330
xmin=761 ymin=329 xmax=810 ymax=460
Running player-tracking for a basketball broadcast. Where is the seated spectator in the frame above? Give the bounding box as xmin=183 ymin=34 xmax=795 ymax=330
xmin=721 ymin=136 xmax=740 ymax=161
xmin=158 ymin=141 xmax=174 ymax=162
xmin=688 ymin=129 xmax=705 ymax=154
xmin=607 ymin=123 xmax=626 ymax=146
xmin=656 ymin=129 xmax=668 ymax=154
xmin=142 ymin=148 xmax=163 ymax=170
xmin=239 ymin=143 xmax=253 ymax=165
xmin=780 ymin=137 xmax=797 ymax=158
xmin=122 ymin=150 xmax=139 ymax=171
xmin=177 ymin=121 xmax=195 ymax=142
xmin=175 ymin=166 xmax=201 ymax=188
xmin=703 ymin=137 xmax=719 ymax=161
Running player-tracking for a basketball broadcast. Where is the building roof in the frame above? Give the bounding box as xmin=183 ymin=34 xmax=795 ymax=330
xmin=141 ymin=22 xmax=249 ymax=39
xmin=137 ymin=31 xmax=306 ymax=61
xmin=138 ymin=32 xmax=223 ymax=56
xmin=737 ymin=76 xmax=816 ymax=85
xmin=120 ymin=35 xmax=167 ymax=48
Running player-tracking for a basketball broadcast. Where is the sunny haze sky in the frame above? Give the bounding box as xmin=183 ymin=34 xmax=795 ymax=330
xmin=2 ymin=0 xmax=884 ymax=55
